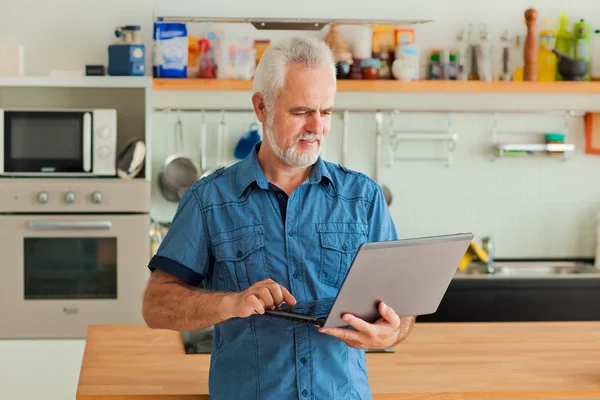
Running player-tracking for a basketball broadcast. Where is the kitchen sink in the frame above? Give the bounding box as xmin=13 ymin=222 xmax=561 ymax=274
xmin=456 ymin=261 xmax=600 ymax=278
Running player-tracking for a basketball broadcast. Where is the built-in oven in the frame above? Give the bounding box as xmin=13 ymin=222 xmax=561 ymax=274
xmin=0 ymin=179 xmax=150 ymax=338
xmin=0 ymin=108 xmax=117 ymax=177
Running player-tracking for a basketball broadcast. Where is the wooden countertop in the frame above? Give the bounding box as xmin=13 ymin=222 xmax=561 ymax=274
xmin=77 ymin=322 xmax=600 ymax=400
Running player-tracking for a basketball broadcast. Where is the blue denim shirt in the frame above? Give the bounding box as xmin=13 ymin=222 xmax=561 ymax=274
xmin=149 ymin=142 xmax=397 ymax=400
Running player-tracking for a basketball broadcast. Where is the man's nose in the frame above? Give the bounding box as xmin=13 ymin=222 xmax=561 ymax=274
xmin=305 ymin=114 xmax=324 ymax=135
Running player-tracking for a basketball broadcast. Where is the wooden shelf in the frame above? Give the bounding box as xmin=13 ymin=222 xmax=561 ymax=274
xmin=152 ymin=78 xmax=600 ymax=94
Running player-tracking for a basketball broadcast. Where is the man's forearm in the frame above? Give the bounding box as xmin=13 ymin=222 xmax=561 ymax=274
xmin=394 ymin=316 xmax=416 ymax=345
xmin=143 ymin=281 xmax=235 ymax=332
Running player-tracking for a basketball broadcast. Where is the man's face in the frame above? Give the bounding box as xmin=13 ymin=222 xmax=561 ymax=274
xmin=264 ymin=64 xmax=335 ymax=168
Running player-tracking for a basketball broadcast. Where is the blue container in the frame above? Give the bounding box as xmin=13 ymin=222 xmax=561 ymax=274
xmin=108 ymin=44 xmax=146 ymax=76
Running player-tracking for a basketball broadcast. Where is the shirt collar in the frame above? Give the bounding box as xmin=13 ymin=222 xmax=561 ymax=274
xmin=236 ymin=142 xmax=335 ymax=197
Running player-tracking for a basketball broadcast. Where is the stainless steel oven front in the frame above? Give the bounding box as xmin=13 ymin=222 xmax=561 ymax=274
xmin=0 ymin=179 xmax=150 ymax=338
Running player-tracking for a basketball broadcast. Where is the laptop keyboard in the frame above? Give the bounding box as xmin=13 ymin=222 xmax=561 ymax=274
xmin=279 ymin=298 xmax=335 ymax=317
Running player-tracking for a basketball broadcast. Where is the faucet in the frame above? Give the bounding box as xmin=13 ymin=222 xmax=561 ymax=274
xmin=482 ymin=236 xmax=495 ymax=274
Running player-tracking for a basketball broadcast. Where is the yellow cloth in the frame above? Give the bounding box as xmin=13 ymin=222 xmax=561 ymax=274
xmin=458 ymin=241 xmax=489 ymax=271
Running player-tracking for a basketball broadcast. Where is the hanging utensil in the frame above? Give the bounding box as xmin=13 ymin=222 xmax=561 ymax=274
xmin=157 ymin=117 xmax=182 ymax=203
xmin=375 ymin=112 xmax=393 ymax=206
xmin=199 ymin=110 xmax=207 ymax=174
xmin=234 ymin=121 xmax=261 ymax=160
xmin=220 ymin=110 xmax=228 ymax=168
xmin=158 ymin=114 xmax=201 ymax=203
xmin=341 ymin=110 xmax=349 ymax=166
xmin=201 ymin=110 xmax=228 ymax=178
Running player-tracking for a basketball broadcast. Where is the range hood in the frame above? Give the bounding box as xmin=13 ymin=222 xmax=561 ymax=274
xmin=153 ymin=0 xmax=440 ymax=30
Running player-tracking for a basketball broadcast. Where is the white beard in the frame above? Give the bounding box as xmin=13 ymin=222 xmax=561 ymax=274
xmin=264 ymin=122 xmax=322 ymax=168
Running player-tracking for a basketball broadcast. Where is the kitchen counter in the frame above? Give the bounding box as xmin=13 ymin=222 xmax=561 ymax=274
xmin=76 ymin=322 xmax=600 ymax=399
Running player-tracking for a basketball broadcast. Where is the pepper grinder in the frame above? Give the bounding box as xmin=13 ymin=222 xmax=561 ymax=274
xmin=524 ymin=8 xmax=538 ymax=81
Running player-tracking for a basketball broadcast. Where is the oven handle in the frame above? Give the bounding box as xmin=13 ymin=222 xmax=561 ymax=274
xmin=28 ymin=221 xmax=112 ymax=230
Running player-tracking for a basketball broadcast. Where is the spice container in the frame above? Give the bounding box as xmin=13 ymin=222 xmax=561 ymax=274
xmin=449 ymin=53 xmax=458 ymax=80
xmin=429 ymin=51 xmax=441 ymax=79
xmin=350 ymin=58 xmax=364 ymax=79
xmin=361 ymin=58 xmax=380 ymax=79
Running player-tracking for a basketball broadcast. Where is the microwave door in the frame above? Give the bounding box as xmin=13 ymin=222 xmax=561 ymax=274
xmin=3 ymin=111 xmax=91 ymax=175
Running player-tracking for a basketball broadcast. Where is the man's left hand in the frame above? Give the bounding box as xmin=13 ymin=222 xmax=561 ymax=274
xmin=318 ymin=302 xmax=415 ymax=350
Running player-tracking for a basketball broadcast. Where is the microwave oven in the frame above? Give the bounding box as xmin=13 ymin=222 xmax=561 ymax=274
xmin=0 ymin=108 xmax=117 ymax=176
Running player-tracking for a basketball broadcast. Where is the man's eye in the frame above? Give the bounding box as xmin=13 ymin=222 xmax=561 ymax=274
xmin=321 ymin=111 xmax=332 ymax=116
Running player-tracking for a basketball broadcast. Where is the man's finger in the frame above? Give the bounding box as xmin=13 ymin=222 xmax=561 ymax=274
xmin=248 ymin=296 xmax=265 ymax=314
xmin=341 ymin=314 xmax=376 ymax=337
xmin=279 ymin=285 xmax=297 ymax=306
xmin=256 ymin=287 xmax=275 ymax=308
xmin=379 ymin=302 xmax=401 ymax=327
xmin=268 ymin=284 xmax=284 ymax=306
xmin=318 ymin=327 xmax=364 ymax=343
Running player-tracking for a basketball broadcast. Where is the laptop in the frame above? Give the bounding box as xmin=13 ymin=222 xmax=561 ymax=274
xmin=264 ymin=232 xmax=473 ymax=328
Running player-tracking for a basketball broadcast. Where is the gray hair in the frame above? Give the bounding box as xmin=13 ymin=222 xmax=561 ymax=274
xmin=252 ymin=36 xmax=336 ymax=113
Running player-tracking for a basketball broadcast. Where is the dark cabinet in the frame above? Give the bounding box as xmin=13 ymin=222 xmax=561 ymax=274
xmin=417 ymin=278 xmax=600 ymax=323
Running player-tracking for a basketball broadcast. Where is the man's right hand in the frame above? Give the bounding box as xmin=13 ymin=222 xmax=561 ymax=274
xmin=222 ymin=279 xmax=297 ymax=319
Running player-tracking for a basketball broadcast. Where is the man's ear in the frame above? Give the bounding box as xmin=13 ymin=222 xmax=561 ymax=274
xmin=252 ymin=92 xmax=268 ymax=124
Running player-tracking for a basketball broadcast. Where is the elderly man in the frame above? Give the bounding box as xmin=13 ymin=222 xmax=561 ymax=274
xmin=143 ymin=36 xmax=415 ymax=399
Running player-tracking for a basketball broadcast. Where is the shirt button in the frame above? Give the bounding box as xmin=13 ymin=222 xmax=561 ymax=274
xmin=293 ymin=271 xmax=300 ymax=279
xmin=302 ymin=390 xmax=309 ymax=397
xmin=301 ymin=357 xmax=307 ymax=365
xmin=342 ymin=244 xmax=348 ymax=251
xmin=277 ymin=193 xmax=283 ymax=199
xmin=288 ymin=231 xmax=294 ymax=237
xmin=236 ymin=250 xmax=243 ymax=257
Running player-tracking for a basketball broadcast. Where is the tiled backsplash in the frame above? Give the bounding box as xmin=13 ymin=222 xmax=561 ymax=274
xmin=151 ymin=110 xmax=600 ymax=259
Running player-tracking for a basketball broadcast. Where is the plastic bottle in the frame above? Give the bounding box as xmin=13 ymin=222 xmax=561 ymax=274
xmin=429 ymin=52 xmax=441 ymax=79
xmin=573 ymin=18 xmax=592 ymax=81
xmin=555 ymin=12 xmax=572 ymax=81
xmin=449 ymin=53 xmax=458 ymax=80
xmin=538 ymin=19 xmax=556 ymax=82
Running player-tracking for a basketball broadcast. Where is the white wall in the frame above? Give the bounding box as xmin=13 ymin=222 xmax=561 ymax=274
xmin=1 ymin=0 xmax=600 ymax=260
xmin=3 ymin=0 xmax=600 ymax=77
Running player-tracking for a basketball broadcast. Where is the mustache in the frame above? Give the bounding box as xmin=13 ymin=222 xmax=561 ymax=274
xmin=294 ymin=133 xmax=322 ymax=144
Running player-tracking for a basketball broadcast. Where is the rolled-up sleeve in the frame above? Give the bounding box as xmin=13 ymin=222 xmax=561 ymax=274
xmin=148 ymin=188 xmax=209 ymax=287
xmin=367 ymin=181 xmax=398 ymax=242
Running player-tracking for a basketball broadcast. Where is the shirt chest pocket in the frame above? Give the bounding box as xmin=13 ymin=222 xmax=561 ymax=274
xmin=316 ymin=222 xmax=368 ymax=288
xmin=212 ymin=225 xmax=269 ymax=292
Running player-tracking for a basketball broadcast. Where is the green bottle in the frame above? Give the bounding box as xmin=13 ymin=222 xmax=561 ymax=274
xmin=555 ymin=12 xmax=572 ymax=81
xmin=573 ymin=18 xmax=591 ymax=81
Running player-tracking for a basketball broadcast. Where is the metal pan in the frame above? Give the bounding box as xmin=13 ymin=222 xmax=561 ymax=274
xmin=158 ymin=116 xmax=201 ymax=203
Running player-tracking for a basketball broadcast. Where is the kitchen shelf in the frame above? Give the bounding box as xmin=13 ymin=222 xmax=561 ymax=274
xmin=152 ymin=78 xmax=600 ymax=93
xmin=491 ymin=111 xmax=575 ymax=160
xmin=495 ymin=143 xmax=575 ymax=152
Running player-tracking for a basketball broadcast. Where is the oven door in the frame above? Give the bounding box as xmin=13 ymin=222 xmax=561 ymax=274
xmin=0 ymin=214 xmax=150 ymax=338
xmin=1 ymin=110 xmax=91 ymax=175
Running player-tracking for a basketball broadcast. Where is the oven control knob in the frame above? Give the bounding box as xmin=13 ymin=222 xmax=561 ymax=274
xmin=65 ymin=191 xmax=76 ymax=204
xmin=91 ymin=191 xmax=103 ymax=204
xmin=37 ymin=191 xmax=49 ymax=204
